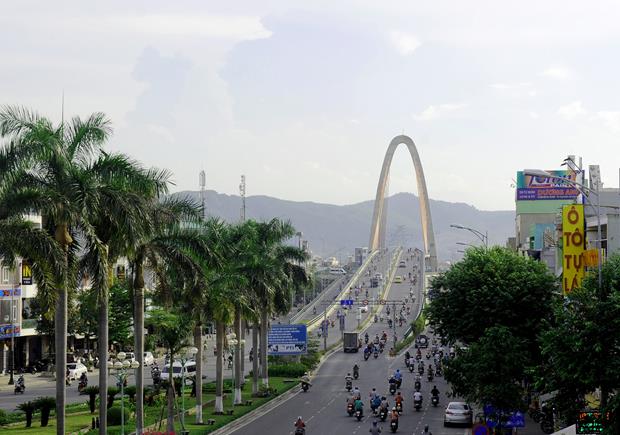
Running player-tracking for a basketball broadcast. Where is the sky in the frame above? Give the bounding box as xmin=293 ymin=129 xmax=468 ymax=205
xmin=2 ymin=1 xmax=620 ymax=211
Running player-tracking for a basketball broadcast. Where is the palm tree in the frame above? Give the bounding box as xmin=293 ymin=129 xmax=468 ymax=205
xmin=131 ymin=198 xmax=218 ymax=433
xmin=250 ymin=219 xmax=309 ymax=388
xmin=0 ymin=107 xmax=117 ymax=435
xmin=81 ymin=154 xmax=169 ymax=435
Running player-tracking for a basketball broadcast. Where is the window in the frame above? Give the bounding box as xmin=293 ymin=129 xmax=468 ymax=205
xmin=1 ymin=266 xmax=9 ymax=284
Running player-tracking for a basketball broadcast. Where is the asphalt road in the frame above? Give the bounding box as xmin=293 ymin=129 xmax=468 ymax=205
xmin=231 ymin=248 xmax=468 ymax=435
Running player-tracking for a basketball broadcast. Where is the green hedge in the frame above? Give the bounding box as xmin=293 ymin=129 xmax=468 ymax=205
xmin=107 ymin=406 xmax=129 ymax=426
xmin=267 ymin=363 xmax=307 ymax=377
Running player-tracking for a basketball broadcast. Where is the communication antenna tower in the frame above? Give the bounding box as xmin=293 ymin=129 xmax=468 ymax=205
xmin=199 ymin=170 xmax=206 ymax=219
xmin=239 ymin=175 xmax=246 ymax=222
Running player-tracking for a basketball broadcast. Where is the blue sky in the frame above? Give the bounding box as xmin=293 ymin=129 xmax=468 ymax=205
xmin=2 ymin=1 xmax=620 ymax=210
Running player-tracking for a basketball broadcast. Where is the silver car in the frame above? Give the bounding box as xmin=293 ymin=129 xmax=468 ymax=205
xmin=444 ymin=401 xmax=473 ymax=427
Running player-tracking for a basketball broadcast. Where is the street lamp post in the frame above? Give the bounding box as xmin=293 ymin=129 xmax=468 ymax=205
xmin=450 ymin=224 xmax=488 ymax=247
xmin=107 ymin=352 xmax=140 ymax=435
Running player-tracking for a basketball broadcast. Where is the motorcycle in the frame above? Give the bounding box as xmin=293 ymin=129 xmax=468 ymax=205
xmin=435 ymin=368 xmax=442 ymax=377
xmin=431 ymin=395 xmax=439 ymax=407
xmin=395 ymin=402 xmax=402 ymax=415
xmin=364 ymin=351 xmax=370 ymax=361
xmin=414 ymin=380 xmax=421 ymax=391
xmin=365 ymin=335 xmax=369 ymax=344
xmin=78 ymin=379 xmax=88 ymax=393
xmin=390 ymin=419 xmax=398 ymax=433
xmin=373 ymin=350 xmax=379 ymax=359
xmin=380 ymin=407 xmax=388 ymax=421
xmin=295 ymin=428 xmax=305 ymax=435
xmin=395 ymin=378 xmax=402 ymax=389
xmin=408 ymin=365 xmax=414 ymax=373
xmin=14 ymin=376 xmax=25 ymax=394
xmin=346 ymin=380 xmax=352 ymax=392
xmin=418 ymin=366 xmax=424 ymax=376
xmin=389 ymin=383 xmax=396 ymax=395
xmin=414 ymin=399 xmax=423 ymax=411
xmin=353 ymin=369 xmax=359 ymax=380
xmin=347 ymin=403 xmax=355 ymax=416
xmin=301 ymin=382 xmax=310 ymax=392
xmin=355 ymin=409 xmax=363 ymax=421
xmin=427 ymin=372 xmax=434 ymax=382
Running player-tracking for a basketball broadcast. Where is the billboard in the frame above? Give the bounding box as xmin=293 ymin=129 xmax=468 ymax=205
xmin=268 ymin=324 xmax=307 ymax=355
xmin=563 ymin=204 xmax=585 ymax=294
xmin=0 ymin=324 xmax=20 ymax=339
xmin=21 ymin=261 xmax=33 ymax=285
xmin=516 ymin=170 xmax=580 ymax=201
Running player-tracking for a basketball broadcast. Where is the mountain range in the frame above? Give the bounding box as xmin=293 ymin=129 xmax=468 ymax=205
xmin=174 ymin=190 xmax=515 ymax=263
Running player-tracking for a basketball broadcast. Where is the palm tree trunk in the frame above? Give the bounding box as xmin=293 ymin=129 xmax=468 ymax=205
xmin=98 ymin=286 xmax=109 ymax=435
xmin=233 ymin=308 xmax=242 ymax=404
xmin=54 ymin=225 xmax=71 ymax=435
xmin=194 ymin=323 xmax=203 ymax=424
xmin=252 ymin=323 xmax=259 ymax=395
xmin=240 ymin=319 xmax=245 ymax=376
xmin=133 ymin=261 xmax=145 ymax=434
xmin=215 ymin=320 xmax=225 ymax=413
xmin=260 ymin=310 xmax=269 ymax=387
xmin=167 ymin=352 xmax=175 ymax=433
xmin=54 ymin=269 xmax=67 ymax=435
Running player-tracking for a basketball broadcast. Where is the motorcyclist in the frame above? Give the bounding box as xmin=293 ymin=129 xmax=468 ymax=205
xmin=394 ymin=391 xmax=404 ymax=407
xmin=354 ymin=397 xmax=365 ymax=414
xmin=353 ymin=364 xmax=360 ymax=377
xmin=369 ymin=419 xmax=382 ymax=435
xmin=365 ymin=332 xmax=369 ymax=344
xmin=369 ymin=387 xmax=379 ymax=402
xmin=413 ymin=390 xmax=423 ymax=405
xmin=390 ymin=407 xmax=399 ymax=421
xmin=345 ymin=372 xmax=353 ymax=382
xmin=353 ymin=386 xmax=361 ymax=399
xmin=294 ymin=416 xmax=306 ymax=433
xmin=301 ymin=372 xmax=311 ymax=389
xmin=79 ymin=372 xmax=88 ymax=384
xmin=380 ymin=396 xmax=389 ymax=411
xmin=393 ymin=369 xmax=402 ymax=387
xmin=431 ymin=385 xmax=439 ymax=397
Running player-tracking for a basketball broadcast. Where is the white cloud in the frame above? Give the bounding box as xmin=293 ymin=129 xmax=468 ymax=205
xmin=489 ymin=82 xmax=537 ymax=98
xmin=413 ymin=103 xmax=466 ymax=121
xmin=597 ymin=111 xmax=620 ymax=132
xmin=540 ymin=66 xmax=573 ymax=80
xmin=388 ymin=31 xmax=421 ymax=56
xmin=557 ymin=101 xmax=586 ymax=119
xmin=529 ymin=111 xmax=540 ymax=119
xmin=489 ymin=82 xmax=531 ymax=90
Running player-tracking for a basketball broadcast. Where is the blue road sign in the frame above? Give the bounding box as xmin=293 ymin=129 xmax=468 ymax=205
xmin=340 ymin=299 xmax=353 ymax=306
xmin=268 ymin=324 xmax=308 ymax=355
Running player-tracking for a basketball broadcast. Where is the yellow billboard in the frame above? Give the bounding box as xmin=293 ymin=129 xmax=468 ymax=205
xmin=562 ymin=204 xmax=585 ymax=294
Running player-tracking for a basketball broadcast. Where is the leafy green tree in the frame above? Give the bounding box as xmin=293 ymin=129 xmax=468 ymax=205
xmin=146 ymin=309 xmax=194 ymax=433
xmin=427 ymin=247 xmax=556 ymax=415
xmin=444 ymin=326 xmax=528 ymax=413
xmin=539 ymin=254 xmax=620 ymax=431
xmin=108 ymin=282 xmax=133 ymax=348
xmin=427 ymin=246 xmax=556 ymax=358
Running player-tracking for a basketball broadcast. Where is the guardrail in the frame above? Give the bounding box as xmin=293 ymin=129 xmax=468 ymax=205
xmin=290 ymin=275 xmax=346 ymax=323
xmin=307 ymin=250 xmax=380 ymax=331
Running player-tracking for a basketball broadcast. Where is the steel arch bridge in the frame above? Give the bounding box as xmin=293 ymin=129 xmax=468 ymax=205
xmin=368 ymin=135 xmax=438 ymax=272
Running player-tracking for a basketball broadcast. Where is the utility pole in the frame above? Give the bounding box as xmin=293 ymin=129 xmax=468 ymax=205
xmin=239 ymin=175 xmax=246 ymax=222
xmin=199 ymin=170 xmax=206 ymax=220
xmin=323 ymin=308 xmax=328 ymax=352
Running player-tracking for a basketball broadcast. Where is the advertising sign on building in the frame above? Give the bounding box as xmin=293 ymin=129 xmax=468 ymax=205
xmin=0 ymin=288 xmax=21 ymax=298
xmin=563 ymin=204 xmax=585 ymax=294
xmin=0 ymin=324 xmax=21 ymax=339
xmin=516 ymin=170 xmax=580 ymax=201
xmin=267 ymin=324 xmax=307 ymax=355
xmin=21 ymin=260 xmax=33 ymax=285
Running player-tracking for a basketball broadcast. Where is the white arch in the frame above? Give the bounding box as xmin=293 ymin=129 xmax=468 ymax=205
xmin=369 ymin=135 xmax=438 ymax=272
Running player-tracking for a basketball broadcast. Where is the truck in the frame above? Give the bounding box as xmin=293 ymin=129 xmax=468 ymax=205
xmin=343 ymin=331 xmax=359 ymax=353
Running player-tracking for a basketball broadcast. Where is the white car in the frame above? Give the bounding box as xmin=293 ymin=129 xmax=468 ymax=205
xmin=143 ymin=352 xmax=155 ymax=366
xmin=444 ymin=401 xmax=473 ymax=427
xmin=67 ymin=362 xmax=88 ymax=380
xmin=161 ymin=360 xmax=197 ymax=380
